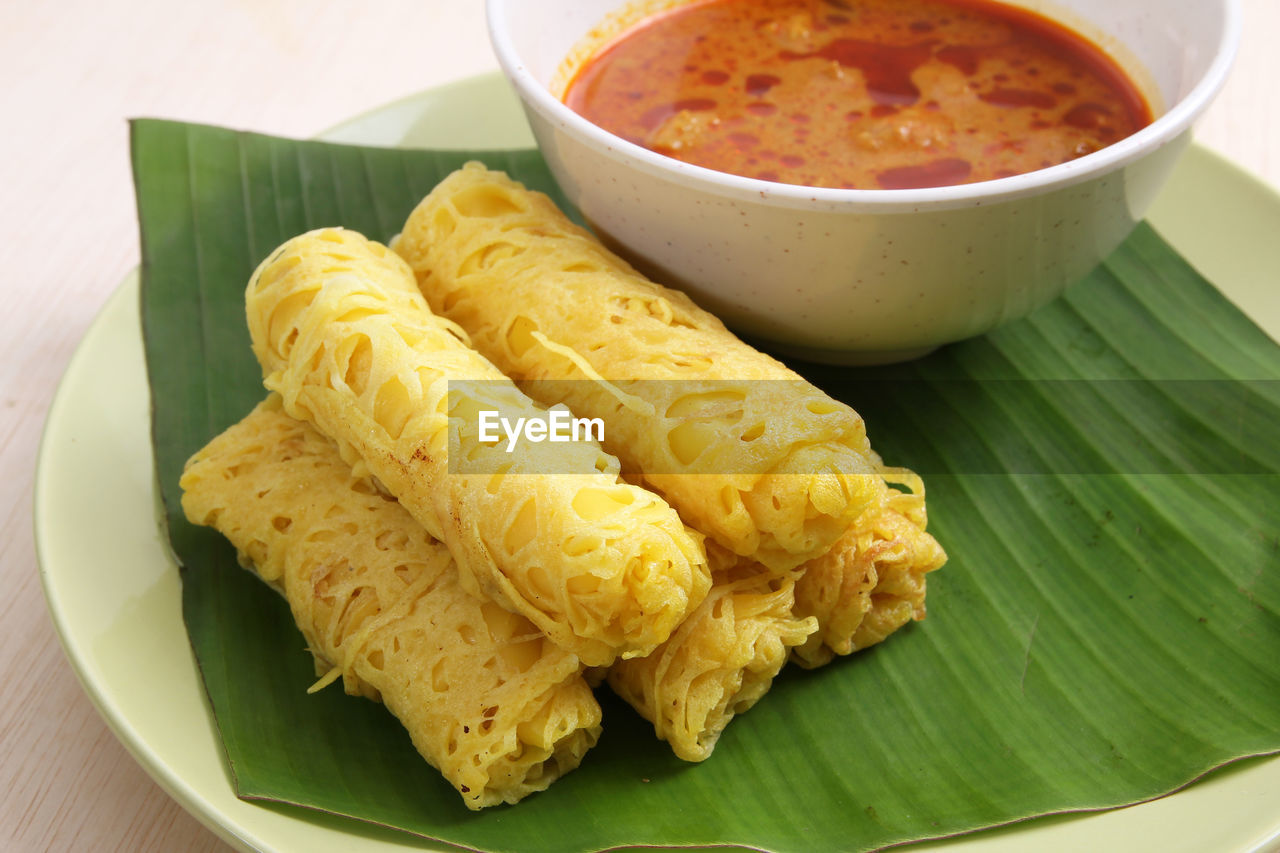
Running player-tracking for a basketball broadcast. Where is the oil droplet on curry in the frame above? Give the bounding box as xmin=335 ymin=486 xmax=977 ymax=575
xmin=564 ymin=0 xmax=1152 ymax=189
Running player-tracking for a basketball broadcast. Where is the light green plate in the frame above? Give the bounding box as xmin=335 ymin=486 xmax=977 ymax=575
xmin=34 ymin=73 xmax=1280 ymax=853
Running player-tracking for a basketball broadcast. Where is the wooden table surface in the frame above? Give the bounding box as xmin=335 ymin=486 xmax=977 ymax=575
xmin=3 ymin=1 xmax=1276 ymax=850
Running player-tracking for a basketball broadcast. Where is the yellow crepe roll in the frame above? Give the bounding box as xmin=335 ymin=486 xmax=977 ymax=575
xmin=245 ymin=227 xmax=708 ymax=666
xmin=791 ymin=471 xmax=948 ymax=668
xmin=179 ymin=396 xmax=602 ymax=809
xmin=392 ymin=162 xmax=890 ymax=572
xmin=607 ymin=546 xmax=816 ymax=762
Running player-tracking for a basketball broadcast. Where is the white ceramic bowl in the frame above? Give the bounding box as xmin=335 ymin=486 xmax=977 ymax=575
xmin=487 ymin=0 xmax=1240 ymax=363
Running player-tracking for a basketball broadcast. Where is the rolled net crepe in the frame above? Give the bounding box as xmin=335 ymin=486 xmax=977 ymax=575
xmin=792 ymin=470 xmax=948 ymax=668
xmin=245 ymin=227 xmax=709 ymax=666
xmin=391 ymin=163 xmax=889 ymax=573
xmin=179 ymin=396 xmax=601 ymax=809
xmin=607 ymin=543 xmax=817 ymax=762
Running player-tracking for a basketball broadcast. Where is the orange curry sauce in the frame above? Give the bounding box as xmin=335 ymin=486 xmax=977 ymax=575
xmin=564 ymin=0 xmax=1152 ymax=189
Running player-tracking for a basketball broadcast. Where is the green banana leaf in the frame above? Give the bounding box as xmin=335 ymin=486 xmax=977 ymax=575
xmin=134 ymin=117 xmax=1280 ymax=852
